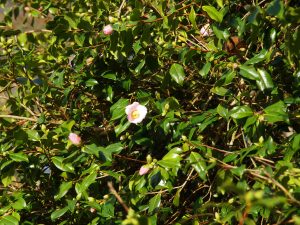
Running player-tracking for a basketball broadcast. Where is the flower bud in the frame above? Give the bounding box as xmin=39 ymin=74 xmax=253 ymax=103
xmin=103 ymin=24 xmax=113 ymax=35
xmin=68 ymin=133 xmax=81 ymax=145
xmin=139 ymin=165 xmax=150 ymax=175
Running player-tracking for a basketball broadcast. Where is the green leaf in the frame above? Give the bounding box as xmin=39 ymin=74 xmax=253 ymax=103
xmin=202 ymin=5 xmax=223 ymax=23
xmin=148 ymin=194 xmax=161 ymax=213
xmin=11 ymin=197 xmax=26 ymax=210
xmin=189 ymin=7 xmax=197 ymax=29
xmin=211 ymin=86 xmax=230 ymax=96
xmin=230 ymin=106 xmax=253 ymax=119
xmin=217 ymin=104 xmax=229 ymax=119
xmin=266 ymin=0 xmax=284 ymax=18
xmin=85 ymin=79 xmax=98 ymax=87
xmin=52 ymin=157 xmax=74 ymax=173
xmin=173 ymin=189 xmax=181 ymax=207
xmin=256 ymin=68 xmax=274 ymax=91
xmin=74 ymin=34 xmax=85 ymax=47
xmin=26 ymin=130 xmax=40 ymax=142
xmin=158 ymin=148 xmax=182 ymax=169
xmin=245 ymin=49 xmax=268 ymax=65
xmin=81 ymin=171 xmax=97 ymax=190
xmin=9 ymin=152 xmax=29 ymax=163
xmin=292 ymin=134 xmax=300 ymax=151
xmin=51 ymin=207 xmax=69 ymax=221
xmin=54 ymin=181 xmax=73 ymax=200
xmin=199 ymin=62 xmax=211 ymax=77
xmin=188 ymin=152 xmax=207 ymax=180
xmin=169 ymin=63 xmax=185 ymax=85
xmin=114 ymin=119 xmax=131 ymax=137
xmin=223 ymin=154 xmax=238 ymax=163
xmin=239 ymin=65 xmax=260 ymax=80
xmin=216 ymin=0 xmax=224 ymax=8
xmin=110 ymin=98 xmax=129 ymax=121
xmin=103 ymin=143 xmax=123 ymax=161
xmin=264 ymin=101 xmax=289 ymax=123
xmin=0 ymin=215 xmax=19 ymax=225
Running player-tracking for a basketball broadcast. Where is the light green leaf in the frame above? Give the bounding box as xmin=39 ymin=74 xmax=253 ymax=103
xmin=26 ymin=130 xmax=40 ymax=142
xmin=189 ymin=7 xmax=197 ymax=29
xmin=9 ymin=152 xmax=29 ymax=163
xmin=54 ymin=181 xmax=73 ymax=200
xmin=245 ymin=49 xmax=268 ymax=65
xmin=148 ymin=194 xmax=161 ymax=213
xmin=202 ymin=5 xmax=223 ymax=23
xmin=169 ymin=63 xmax=185 ymax=85
xmin=0 ymin=215 xmax=19 ymax=225
xmin=85 ymin=79 xmax=98 ymax=87
xmin=11 ymin=197 xmax=26 ymax=210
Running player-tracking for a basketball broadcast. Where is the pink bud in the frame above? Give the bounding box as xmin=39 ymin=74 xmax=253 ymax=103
xmin=68 ymin=133 xmax=81 ymax=145
xmin=139 ymin=166 xmax=150 ymax=175
xmin=103 ymin=24 xmax=113 ymax=35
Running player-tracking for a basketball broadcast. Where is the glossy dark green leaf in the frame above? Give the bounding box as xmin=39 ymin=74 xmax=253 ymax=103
xmin=169 ymin=63 xmax=185 ymax=85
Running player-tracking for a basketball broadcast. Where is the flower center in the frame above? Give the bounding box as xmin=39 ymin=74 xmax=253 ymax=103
xmin=131 ymin=110 xmax=140 ymax=119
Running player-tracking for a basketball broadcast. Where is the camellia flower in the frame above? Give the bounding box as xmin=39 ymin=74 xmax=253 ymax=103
xmin=125 ymin=102 xmax=147 ymax=124
xmin=68 ymin=133 xmax=81 ymax=145
xmin=200 ymin=23 xmax=213 ymax=37
xmin=139 ymin=165 xmax=150 ymax=175
xmin=103 ymin=24 xmax=113 ymax=35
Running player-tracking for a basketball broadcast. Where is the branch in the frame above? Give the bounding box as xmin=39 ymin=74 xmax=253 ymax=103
xmin=107 ymin=181 xmax=129 ymax=213
xmin=0 ymin=114 xmax=37 ymax=122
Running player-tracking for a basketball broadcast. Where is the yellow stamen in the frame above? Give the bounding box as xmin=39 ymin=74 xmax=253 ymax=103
xmin=131 ymin=110 xmax=140 ymax=119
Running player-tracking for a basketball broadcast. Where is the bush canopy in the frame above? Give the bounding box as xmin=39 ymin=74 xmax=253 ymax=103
xmin=0 ymin=0 xmax=300 ymax=224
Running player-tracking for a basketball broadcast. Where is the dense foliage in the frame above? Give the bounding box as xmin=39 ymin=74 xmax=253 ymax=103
xmin=1 ymin=0 xmax=300 ymax=224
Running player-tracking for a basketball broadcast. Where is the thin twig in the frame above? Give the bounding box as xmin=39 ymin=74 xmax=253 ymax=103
xmin=107 ymin=181 xmax=129 ymax=213
xmin=0 ymin=114 xmax=37 ymax=122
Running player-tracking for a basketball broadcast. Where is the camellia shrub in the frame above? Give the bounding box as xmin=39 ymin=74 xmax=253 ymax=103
xmin=1 ymin=0 xmax=300 ymax=224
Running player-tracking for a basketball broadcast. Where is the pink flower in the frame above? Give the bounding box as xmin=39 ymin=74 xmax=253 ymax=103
xmin=200 ymin=24 xmax=213 ymax=37
xmin=103 ymin=24 xmax=113 ymax=35
xmin=125 ymin=102 xmax=147 ymax=124
xmin=68 ymin=133 xmax=81 ymax=145
xmin=139 ymin=166 xmax=150 ymax=175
